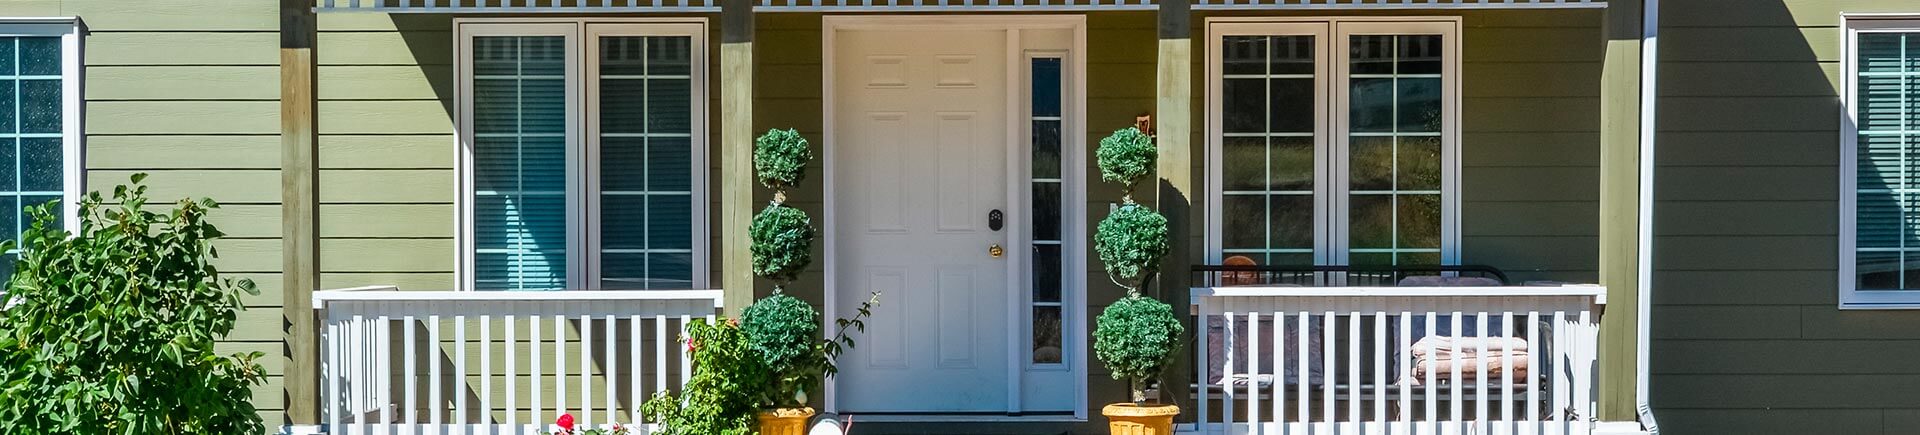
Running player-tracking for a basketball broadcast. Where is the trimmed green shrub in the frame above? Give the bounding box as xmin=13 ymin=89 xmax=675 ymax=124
xmin=1093 ymin=295 xmax=1184 ymax=403
xmin=1095 ymin=203 xmax=1170 ymax=291
xmin=755 ymin=128 xmax=813 ymax=193
xmin=749 ymin=203 xmax=815 ymax=285
xmin=1091 ymin=125 xmax=1182 ymax=406
xmin=0 ymin=174 xmax=266 ymax=434
xmin=741 ymin=294 xmax=822 ymax=407
xmin=642 ymin=319 xmax=765 ymax=435
xmin=1095 ymin=126 xmax=1156 ymax=194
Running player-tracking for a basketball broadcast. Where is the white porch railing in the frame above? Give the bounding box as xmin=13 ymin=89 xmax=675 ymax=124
xmin=1188 ymin=286 xmax=1605 ymax=435
xmin=314 ymin=0 xmax=1605 ymax=13
xmin=314 ymin=286 xmax=723 ymax=434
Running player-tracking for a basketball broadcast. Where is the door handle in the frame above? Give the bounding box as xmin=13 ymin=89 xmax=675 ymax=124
xmin=989 ymin=243 xmax=1004 ymax=258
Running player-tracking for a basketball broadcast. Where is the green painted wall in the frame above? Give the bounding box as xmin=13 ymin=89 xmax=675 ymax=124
xmin=1652 ymin=1 xmax=1920 ymax=434
xmin=0 ymin=0 xmax=291 ymax=427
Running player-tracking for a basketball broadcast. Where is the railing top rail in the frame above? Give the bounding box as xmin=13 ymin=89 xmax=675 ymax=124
xmin=1192 ymin=285 xmax=1606 ymax=304
xmin=312 ymin=288 xmax=725 ymax=308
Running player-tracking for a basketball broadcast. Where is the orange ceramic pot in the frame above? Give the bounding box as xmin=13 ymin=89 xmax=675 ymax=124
xmin=757 ymin=407 xmax=815 ymax=435
xmin=1102 ymin=403 xmax=1179 ymax=435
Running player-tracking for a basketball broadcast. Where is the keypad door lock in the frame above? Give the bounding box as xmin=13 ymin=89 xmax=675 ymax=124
xmin=988 ymin=209 xmax=1004 ymax=231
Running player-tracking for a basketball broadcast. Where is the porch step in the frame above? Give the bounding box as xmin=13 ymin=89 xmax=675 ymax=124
xmin=822 ymin=414 xmax=1082 ymax=435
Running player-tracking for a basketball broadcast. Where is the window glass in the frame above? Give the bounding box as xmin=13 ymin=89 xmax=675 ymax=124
xmin=1348 ymin=34 xmax=1443 ymax=267
xmin=599 ymin=35 xmax=696 ymax=290
xmin=1220 ymin=35 xmax=1318 ymax=267
xmin=1030 ymin=57 xmax=1065 ymax=365
xmin=0 ymin=36 xmax=67 ymax=285
xmin=1855 ymin=31 xmax=1920 ymax=290
xmin=472 ymin=35 xmax=570 ymax=291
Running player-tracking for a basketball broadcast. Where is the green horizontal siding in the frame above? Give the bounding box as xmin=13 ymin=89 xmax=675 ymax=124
xmin=1653 ymin=2 xmax=1920 ymax=433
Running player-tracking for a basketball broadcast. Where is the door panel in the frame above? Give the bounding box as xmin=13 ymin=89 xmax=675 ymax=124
xmin=833 ymin=28 xmax=1011 ymax=413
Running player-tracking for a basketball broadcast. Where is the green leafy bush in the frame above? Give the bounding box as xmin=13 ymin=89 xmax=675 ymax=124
xmin=1093 ymin=295 xmax=1184 ymax=403
xmin=1095 ymin=126 xmax=1156 ymax=193
xmin=642 ymin=319 xmax=766 ymax=435
xmin=741 ymin=294 xmax=821 ymax=406
xmin=755 ymin=129 xmax=813 ymax=192
xmin=749 ymin=204 xmax=815 ymax=285
xmin=0 ymin=174 xmax=266 ymax=434
xmin=1095 ymin=203 xmax=1170 ymax=291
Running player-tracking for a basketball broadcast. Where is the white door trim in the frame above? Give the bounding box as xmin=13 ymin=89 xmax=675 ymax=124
xmin=820 ymin=14 xmax=1088 ymax=419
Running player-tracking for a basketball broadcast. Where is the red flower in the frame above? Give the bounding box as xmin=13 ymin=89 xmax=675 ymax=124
xmin=685 ymin=336 xmax=699 ymax=353
xmin=556 ymin=413 xmax=575 ymax=431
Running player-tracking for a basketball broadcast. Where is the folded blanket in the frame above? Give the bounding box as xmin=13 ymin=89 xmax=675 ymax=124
xmin=1401 ymin=336 xmax=1532 ymax=386
xmin=1409 ymin=336 xmax=1528 ymax=360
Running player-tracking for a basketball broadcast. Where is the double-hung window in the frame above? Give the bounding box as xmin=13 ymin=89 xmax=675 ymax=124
xmin=0 ymin=20 xmax=82 ymax=283
xmin=457 ymin=20 xmax=707 ymax=291
xmin=1206 ymin=19 xmax=1460 ymax=275
xmin=1842 ymin=17 xmax=1920 ymax=308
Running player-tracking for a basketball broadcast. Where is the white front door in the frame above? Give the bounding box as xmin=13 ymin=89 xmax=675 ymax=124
xmin=831 ymin=27 xmax=1013 ymax=413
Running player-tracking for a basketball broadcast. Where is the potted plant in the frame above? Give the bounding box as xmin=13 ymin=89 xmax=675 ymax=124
xmin=643 ymin=129 xmax=877 ymax=435
xmin=738 ymin=129 xmax=879 ymax=435
xmin=1091 ymin=127 xmax=1185 ymax=434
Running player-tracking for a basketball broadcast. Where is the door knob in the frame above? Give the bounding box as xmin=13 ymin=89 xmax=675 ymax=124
xmin=989 ymin=244 xmax=1004 ymax=258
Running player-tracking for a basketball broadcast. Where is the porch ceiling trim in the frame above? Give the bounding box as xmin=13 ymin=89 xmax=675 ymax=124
xmin=314 ymin=0 xmax=1604 ymax=13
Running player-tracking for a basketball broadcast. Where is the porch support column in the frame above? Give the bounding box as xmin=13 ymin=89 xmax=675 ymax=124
xmin=1599 ymin=0 xmax=1654 ymax=423
xmin=279 ymin=0 xmax=319 ymax=425
xmin=720 ymin=0 xmax=755 ymax=318
xmin=1155 ymin=0 xmax=1195 ymax=402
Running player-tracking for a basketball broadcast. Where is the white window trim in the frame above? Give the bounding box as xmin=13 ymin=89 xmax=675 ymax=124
xmin=0 ymin=18 xmax=84 ymax=235
xmin=1839 ymin=15 xmax=1920 ymax=309
xmin=1203 ymin=17 xmax=1462 ymax=273
xmin=453 ymin=18 xmax=710 ymax=292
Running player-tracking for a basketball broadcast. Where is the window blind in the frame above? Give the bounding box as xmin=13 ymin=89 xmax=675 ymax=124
xmin=472 ymin=36 xmax=570 ymax=291
xmin=1855 ymin=32 xmax=1920 ymax=290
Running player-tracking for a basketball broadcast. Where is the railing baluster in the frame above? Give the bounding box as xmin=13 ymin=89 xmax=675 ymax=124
xmin=1247 ymin=311 xmax=1259 ymax=431
xmin=326 ymin=316 xmax=342 ymax=432
xmin=605 ymin=313 xmax=617 ymax=426
xmin=1449 ymin=312 xmax=1463 ymax=428
xmin=556 ymin=311 xmax=568 ymax=426
xmin=1551 ymin=311 xmax=1566 ymax=435
xmin=1527 ymin=311 xmax=1540 ymax=434
xmin=1372 ymin=311 xmax=1385 ymax=433
xmin=456 ymin=314 xmax=467 ymax=428
xmin=1347 ymin=312 xmax=1359 ymax=431
xmin=1501 ymin=311 xmax=1515 ymax=435
xmin=479 ymin=315 xmax=490 ymax=428
xmin=532 ymin=311 xmax=542 ymax=429
xmin=1296 ymin=311 xmax=1308 ymax=431
xmin=1476 ymin=312 xmax=1489 ymax=432
xmin=1270 ymin=310 xmax=1283 ymax=431
xmin=1423 ymin=312 xmax=1436 ymax=434
xmin=681 ymin=313 xmax=693 ymax=388
xmin=401 ymin=314 xmax=412 ymax=427
xmin=630 ymin=313 xmax=642 ymax=426
xmin=1222 ymin=311 xmax=1235 ymax=428
xmin=579 ymin=312 xmax=592 ymax=428
xmin=1321 ymin=312 xmax=1335 ymax=426
xmin=1196 ymin=306 xmax=1209 ymax=432
xmin=506 ymin=314 xmax=518 ymax=431
xmin=430 ymin=314 xmax=442 ymax=429
xmin=1398 ymin=311 xmax=1412 ymax=432
xmin=656 ymin=313 xmax=668 ymax=396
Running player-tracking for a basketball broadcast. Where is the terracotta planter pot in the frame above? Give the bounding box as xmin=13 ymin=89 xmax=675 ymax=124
xmin=1103 ymin=403 xmax=1179 ymax=435
xmin=757 ymin=407 xmax=815 ymax=435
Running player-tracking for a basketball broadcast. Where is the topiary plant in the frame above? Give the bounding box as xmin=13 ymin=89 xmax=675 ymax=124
xmin=741 ymin=293 xmax=821 ymax=406
xmin=749 ymin=204 xmax=814 ymax=286
xmin=1090 ymin=125 xmax=1185 ymax=406
xmin=0 ymin=173 xmax=267 ymax=434
xmin=1095 ymin=203 xmax=1170 ymax=291
xmin=1096 ymin=126 xmax=1156 ymax=197
xmin=754 ymin=128 xmax=812 ymax=195
xmin=1094 ymin=295 xmax=1184 ymax=403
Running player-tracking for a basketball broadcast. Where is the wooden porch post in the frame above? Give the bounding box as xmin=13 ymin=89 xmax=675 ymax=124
xmin=1599 ymin=0 xmax=1650 ymax=422
xmin=1156 ymin=0 xmax=1195 ymax=402
xmin=279 ymin=0 xmax=319 ymax=425
xmin=720 ymin=0 xmax=755 ymax=318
